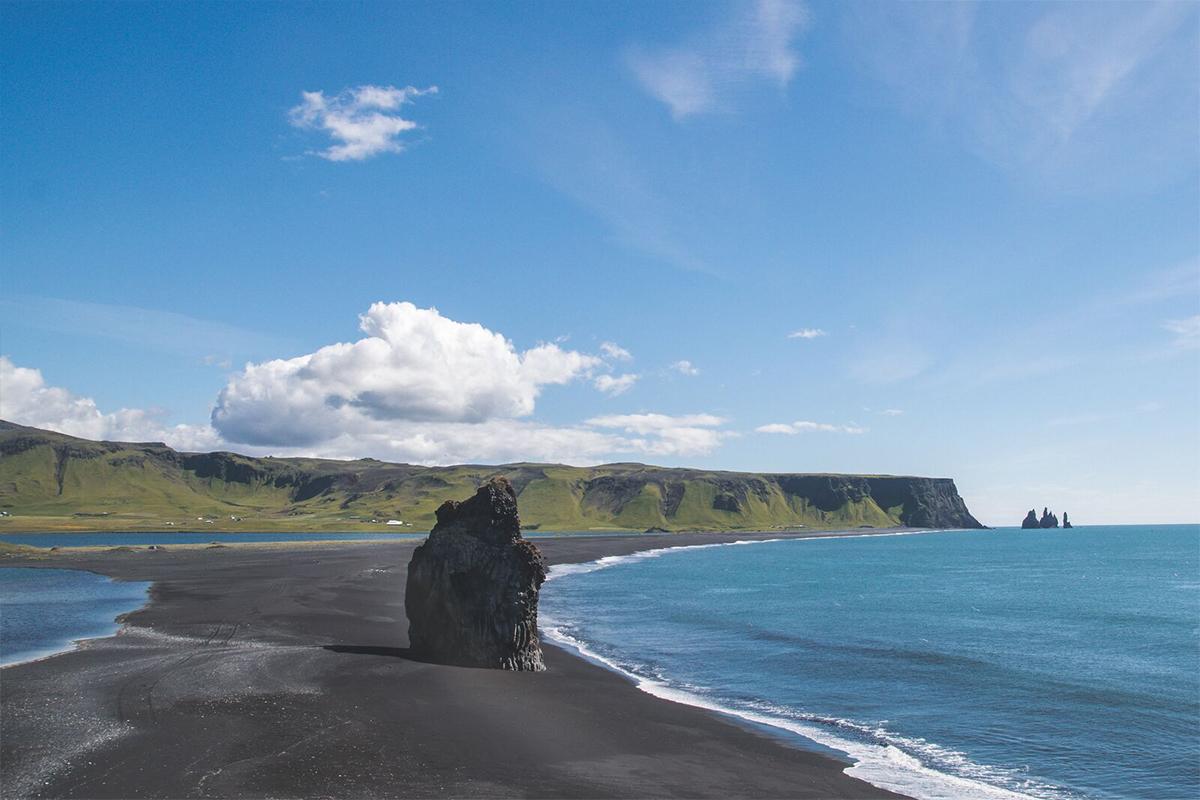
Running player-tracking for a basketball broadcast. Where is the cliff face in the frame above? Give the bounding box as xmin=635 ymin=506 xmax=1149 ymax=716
xmin=405 ymin=478 xmax=546 ymax=671
xmin=0 ymin=422 xmax=984 ymax=531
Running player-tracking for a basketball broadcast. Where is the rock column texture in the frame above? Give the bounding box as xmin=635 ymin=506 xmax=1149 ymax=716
xmin=405 ymin=477 xmax=547 ymax=671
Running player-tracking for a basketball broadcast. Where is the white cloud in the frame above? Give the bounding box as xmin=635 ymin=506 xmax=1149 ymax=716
xmin=600 ymin=341 xmax=633 ymax=361
xmin=1163 ymin=315 xmax=1200 ymax=349
xmin=788 ymin=328 xmax=826 ymax=339
xmin=756 ymin=420 xmax=867 ymax=435
xmin=211 ymin=302 xmax=602 ymax=446
xmin=0 ymin=356 xmax=219 ymax=450
xmin=289 ymin=84 xmax=437 ymax=161
xmin=2 ymin=304 xmax=740 ymax=465
xmin=586 ymin=413 xmax=731 ymax=456
xmin=670 ymin=360 xmax=700 ymax=376
xmin=593 ymin=373 xmax=639 ymax=396
xmin=628 ymin=0 xmax=810 ymax=118
xmin=880 ymin=408 xmax=904 ymax=416
xmin=0 ymin=354 xmax=732 ymax=466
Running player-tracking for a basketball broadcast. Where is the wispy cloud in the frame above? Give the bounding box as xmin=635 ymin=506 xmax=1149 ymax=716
xmin=587 ymin=413 xmax=731 ymax=455
xmin=593 ymin=373 xmax=639 ymax=396
xmin=600 ymin=341 xmax=633 ymax=361
xmin=0 ymin=295 xmax=295 ymax=363
xmin=1163 ymin=315 xmax=1200 ymax=349
xmin=289 ymin=84 xmax=437 ymax=161
xmin=534 ymin=116 xmax=713 ymax=274
xmin=756 ymin=420 xmax=867 ymax=435
xmin=670 ymin=359 xmax=700 ymax=376
xmin=845 ymin=1 xmax=1198 ymax=190
xmin=788 ymin=327 xmax=826 ymax=339
xmin=628 ymin=0 xmax=810 ymax=118
xmin=880 ymin=409 xmax=903 ymax=417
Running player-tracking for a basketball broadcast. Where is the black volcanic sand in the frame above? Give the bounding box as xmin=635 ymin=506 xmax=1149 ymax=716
xmin=1 ymin=531 xmax=908 ymax=799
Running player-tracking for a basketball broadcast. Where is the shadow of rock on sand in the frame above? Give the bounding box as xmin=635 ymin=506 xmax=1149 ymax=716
xmin=323 ymin=644 xmax=420 ymax=660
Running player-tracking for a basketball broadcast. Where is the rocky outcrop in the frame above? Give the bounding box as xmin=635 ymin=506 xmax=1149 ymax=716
xmin=865 ymin=477 xmax=984 ymax=529
xmin=405 ymin=477 xmax=547 ymax=671
xmin=1022 ymin=507 xmax=1066 ymax=528
xmin=1062 ymin=513 xmax=1073 ymax=529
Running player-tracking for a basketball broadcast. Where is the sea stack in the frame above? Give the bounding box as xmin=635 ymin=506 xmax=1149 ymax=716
xmin=1039 ymin=507 xmax=1060 ymax=528
xmin=1021 ymin=509 xmax=1039 ymax=529
xmin=1063 ymin=513 xmax=1073 ymax=529
xmin=405 ymin=477 xmax=547 ymax=671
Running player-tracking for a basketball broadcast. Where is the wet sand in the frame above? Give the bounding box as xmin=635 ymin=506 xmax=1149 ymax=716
xmin=0 ymin=531 xmax=908 ymax=798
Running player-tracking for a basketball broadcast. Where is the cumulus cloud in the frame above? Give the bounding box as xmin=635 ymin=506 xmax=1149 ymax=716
xmin=0 ymin=356 xmax=219 ymax=450
xmin=756 ymin=420 xmax=867 ymax=435
xmin=0 ymin=353 xmax=733 ymax=465
xmin=628 ymin=0 xmax=810 ymax=118
xmin=670 ymin=360 xmax=700 ymax=376
xmin=599 ymin=341 xmax=633 ymax=361
xmin=1163 ymin=315 xmax=1200 ymax=349
xmin=2 ymin=304 xmax=739 ymax=465
xmin=289 ymin=84 xmax=437 ymax=161
xmin=211 ymin=302 xmax=603 ymax=446
xmin=593 ymin=373 xmax=639 ymax=396
xmin=586 ymin=413 xmax=731 ymax=456
xmin=788 ymin=328 xmax=826 ymax=339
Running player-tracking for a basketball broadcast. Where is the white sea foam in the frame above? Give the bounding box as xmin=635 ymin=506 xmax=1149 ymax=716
xmin=542 ymin=533 xmax=1076 ymax=800
xmin=545 ymin=538 xmax=781 ymax=581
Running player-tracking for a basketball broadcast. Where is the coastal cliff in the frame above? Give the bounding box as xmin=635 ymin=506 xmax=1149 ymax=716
xmin=0 ymin=421 xmax=984 ymax=532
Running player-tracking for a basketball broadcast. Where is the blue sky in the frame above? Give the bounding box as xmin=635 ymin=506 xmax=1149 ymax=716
xmin=1 ymin=1 xmax=1197 ymax=524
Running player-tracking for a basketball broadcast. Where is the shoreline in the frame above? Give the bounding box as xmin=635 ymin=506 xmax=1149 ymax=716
xmin=539 ymin=531 xmax=1040 ymax=800
xmin=0 ymin=529 xmax=915 ymax=799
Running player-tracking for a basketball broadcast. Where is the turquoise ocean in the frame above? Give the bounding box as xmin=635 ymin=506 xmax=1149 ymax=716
xmin=541 ymin=526 xmax=1199 ymax=800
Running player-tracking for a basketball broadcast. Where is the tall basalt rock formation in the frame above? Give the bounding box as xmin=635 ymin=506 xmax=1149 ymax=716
xmin=1039 ymin=507 xmax=1060 ymax=528
xmin=1021 ymin=509 xmax=1040 ymax=529
xmin=405 ymin=477 xmax=547 ymax=671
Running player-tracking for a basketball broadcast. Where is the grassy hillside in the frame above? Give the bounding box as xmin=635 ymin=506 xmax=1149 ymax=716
xmin=0 ymin=421 xmax=983 ymax=532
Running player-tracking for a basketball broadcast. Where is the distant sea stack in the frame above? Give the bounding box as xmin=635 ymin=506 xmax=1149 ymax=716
xmin=1063 ymin=513 xmax=1073 ymax=529
xmin=1021 ymin=507 xmax=1065 ymax=528
xmin=405 ymin=477 xmax=547 ymax=671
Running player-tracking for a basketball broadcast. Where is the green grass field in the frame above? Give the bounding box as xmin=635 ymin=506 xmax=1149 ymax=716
xmin=0 ymin=421 xmax=981 ymax=533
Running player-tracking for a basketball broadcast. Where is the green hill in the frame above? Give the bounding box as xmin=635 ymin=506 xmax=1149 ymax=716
xmin=0 ymin=421 xmax=983 ymax=532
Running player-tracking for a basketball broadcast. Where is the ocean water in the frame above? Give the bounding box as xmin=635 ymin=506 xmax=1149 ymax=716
xmin=540 ymin=526 xmax=1200 ymax=800
xmin=0 ymin=568 xmax=151 ymax=667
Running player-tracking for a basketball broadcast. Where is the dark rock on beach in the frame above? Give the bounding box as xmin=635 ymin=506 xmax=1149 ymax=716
xmin=405 ymin=477 xmax=547 ymax=671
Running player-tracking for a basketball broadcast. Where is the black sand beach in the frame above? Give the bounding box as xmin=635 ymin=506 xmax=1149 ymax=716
xmin=1 ymin=532 xmax=908 ymax=799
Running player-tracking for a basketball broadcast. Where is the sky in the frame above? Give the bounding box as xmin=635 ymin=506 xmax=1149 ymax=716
xmin=1 ymin=0 xmax=1197 ymax=525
